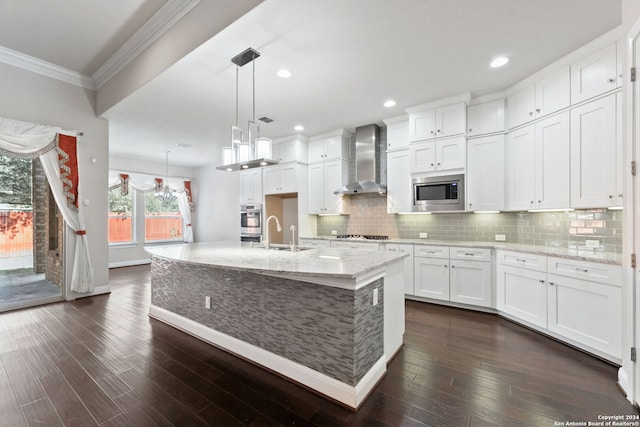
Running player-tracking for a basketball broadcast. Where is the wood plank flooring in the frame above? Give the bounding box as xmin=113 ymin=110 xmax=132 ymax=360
xmin=0 ymin=264 xmax=637 ymax=426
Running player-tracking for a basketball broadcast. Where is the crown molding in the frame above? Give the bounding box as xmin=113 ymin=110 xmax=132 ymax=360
xmin=91 ymin=0 xmax=202 ymax=88
xmin=0 ymin=46 xmax=96 ymax=90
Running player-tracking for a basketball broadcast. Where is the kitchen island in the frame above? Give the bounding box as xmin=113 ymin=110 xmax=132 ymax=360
xmin=145 ymin=241 xmax=407 ymax=409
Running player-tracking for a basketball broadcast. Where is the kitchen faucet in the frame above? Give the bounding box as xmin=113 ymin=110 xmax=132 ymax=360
xmin=290 ymin=225 xmax=296 ymax=252
xmin=263 ymin=215 xmax=282 ymax=249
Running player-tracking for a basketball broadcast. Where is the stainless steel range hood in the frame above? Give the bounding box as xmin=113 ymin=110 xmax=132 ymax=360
xmin=334 ymin=124 xmax=387 ymax=195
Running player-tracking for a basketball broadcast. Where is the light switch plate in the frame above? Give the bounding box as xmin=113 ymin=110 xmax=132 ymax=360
xmin=373 ymin=288 xmax=379 ymax=306
xmin=585 ymin=239 xmax=600 ymax=248
xmin=205 ymin=296 xmax=211 ymax=309
xmin=495 ymin=234 xmax=506 ymax=241
xmin=419 ymin=232 xmax=428 ymax=239
xmin=331 ymin=230 xmax=338 ymax=235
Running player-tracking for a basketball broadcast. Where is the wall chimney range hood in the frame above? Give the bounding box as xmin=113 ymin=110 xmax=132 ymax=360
xmin=334 ymin=124 xmax=387 ymax=195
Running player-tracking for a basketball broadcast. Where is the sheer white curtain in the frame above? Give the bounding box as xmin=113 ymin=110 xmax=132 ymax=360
xmin=0 ymin=117 xmax=94 ymax=293
xmin=109 ymin=170 xmax=194 ymax=242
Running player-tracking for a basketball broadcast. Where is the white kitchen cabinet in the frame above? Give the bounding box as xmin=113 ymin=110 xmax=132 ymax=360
xmin=409 ymin=102 xmax=466 ymax=142
xmin=385 ymin=118 xmax=410 ymax=150
xmin=263 ymin=163 xmax=298 ymax=195
xmin=307 ymin=159 xmax=350 ymax=214
xmin=414 ymin=245 xmax=449 ymax=259
xmin=466 ymin=135 xmax=504 ymax=211
xmin=496 ymin=264 xmax=548 ymax=329
xmin=467 ymin=99 xmax=505 ymax=137
xmin=616 ymin=39 xmax=624 ymax=88
xmin=308 ymin=130 xmax=350 ymax=163
xmin=506 ymin=112 xmax=570 ymax=211
xmin=507 ymin=68 xmax=570 ymax=129
xmin=414 ymin=257 xmax=450 ymax=301
xmin=272 ymin=136 xmax=308 ymax=163
xmin=409 ymin=136 xmax=465 ymax=174
xmin=450 ymin=259 xmax=492 ymax=308
xmin=239 ymin=168 xmax=262 ymax=203
xmin=330 ymin=240 xmax=380 ymax=251
xmin=615 ymin=92 xmax=623 ymax=207
xmin=386 ymin=149 xmax=411 ymax=213
xmin=547 ymin=273 xmax=622 ymax=360
xmin=570 ymin=95 xmax=617 ymax=208
xmin=385 ymin=243 xmax=414 ymax=295
xmin=571 ymin=43 xmax=618 ymax=104
xmin=298 ymin=238 xmax=331 ymax=248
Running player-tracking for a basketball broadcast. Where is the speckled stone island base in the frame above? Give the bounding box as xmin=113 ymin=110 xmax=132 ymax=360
xmin=148 ymin=256 xmax=386 ymax=409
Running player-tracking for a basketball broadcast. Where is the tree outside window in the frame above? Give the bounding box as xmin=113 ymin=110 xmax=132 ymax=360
xmin=144 ymin=192 xmax=182 ymax=241
xmin=108 ymin=187 xmax=133 ymax=244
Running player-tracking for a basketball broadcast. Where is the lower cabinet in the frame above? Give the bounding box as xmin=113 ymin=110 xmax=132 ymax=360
xmin=496 ymin=264 xmax=548 ymax=328
xmin=414 ymin=256 xmax=450 ymax=301
xmin=450 ymin=259 xmax=492 ymax=307
xmin=385 ymin=243 xmax=414 ymax=295
xmin=298 ymin=238 xmax=330 ymax=248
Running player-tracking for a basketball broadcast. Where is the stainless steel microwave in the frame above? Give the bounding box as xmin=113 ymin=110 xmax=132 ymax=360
xmin=412 ymin=174 xmax=465 ymax=212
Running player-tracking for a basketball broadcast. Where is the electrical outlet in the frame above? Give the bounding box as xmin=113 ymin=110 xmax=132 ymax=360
xmin=419 ymin=232 xmax=428 ymax=239
xmin=495 ymin=234 xmax=506 ymax=241
xmin=205 ymin=296 xmax=211 ymax=310
xmin=331 ymin=230 xmax=338 ymax=235
xmin=585 ymin=239 xmax=600 ymax=248
xmin=373 ymin=288 xmax=379 ymax=306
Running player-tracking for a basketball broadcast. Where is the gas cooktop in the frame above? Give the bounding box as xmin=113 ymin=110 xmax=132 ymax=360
xmin=336 ymin=234 xmax=389 ymax=240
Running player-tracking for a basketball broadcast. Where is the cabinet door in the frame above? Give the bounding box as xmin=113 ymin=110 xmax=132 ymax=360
xmin=386 ymin=149 xmax=411 ymax=213
xmin=507 ymin=86 xmax=535 ymax=129
xmin=386 ymin=244 xmax=414 ymax=295
xmin=535 ymin=68 xmax=570 ymax=118
xmin=409 ymin=140 xmax=436 ymax=173
xmin=324 ymin=135 xmax=345 ymax=160
xmin=466 ymin=135 xmax=504 ymax=211
xmin=275 ymin=141 xmax=298 ymax=162
xmin=496 ymin=264 xmax=547 ymax=328
xmin=547 ymin=274 xmax=622 ymax=359
xmin=435 ymin=136 xmax=466 ymax=170
xmin=615 ymin=93 xmax=623 ymax=206
xmin=262 ymin=167 xmax=280 ymax=195
xmin=535 ymin=112 xmax=570 ymax=209
xmin=308 ymin=139 xmax=325 ymax=163
xmin=414 ymin=257 xmax=449 ymax=301
xmin=298 ymin=238 xmax=331 ymax=248
xmin=387 ymin=120 xmax=410 ymax=150
xmin=467 ymin=100 xmax=505 ymax=137
xmin=505 ymin=125 xmax=536 ymax=210
xmin=239 ymin=170 xmax=261 ymax=203
xmin=570 ymin=95 xmax=616 ymax=208
xmin=323 ymin=160 xmax=349 ymax=214
xmin=409 ymin=110 xmax=436 ymax=142
xmin=450 ymin=260 xmax=492 ymax=307
xmin=307 ymin=163 xmax=325 ymax=214
xmin=435 ymin=103 xmax=466 ymax=138
xmin=571 ymin=44 xmax=617 ymax=104
xmin=279 ymin=164 xmax=297 ymax=193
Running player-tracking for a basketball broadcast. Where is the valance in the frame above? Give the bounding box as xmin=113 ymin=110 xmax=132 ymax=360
xmin=0 ymin=117 xmax=61 ymax=158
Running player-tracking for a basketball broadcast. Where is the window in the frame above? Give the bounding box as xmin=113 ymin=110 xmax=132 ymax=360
xmin=144 ymin=192 xmax=182 ymax=242
xmin=108 ymin=186 xmax=133 ymax=244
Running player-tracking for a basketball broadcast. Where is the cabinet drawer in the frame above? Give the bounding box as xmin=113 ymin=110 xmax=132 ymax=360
xmin=547 ymin=257 xmax=621 ymax=286
xmin=414 ymin=245 xmax=449 ymax=259
xmin=450 ymin=247 xmax=491 ymax=262
xmin=330 ymin=240 xmax=381 ymax=251
xmin=497 ymin=250 xmax=546 ymax=272
xmin=298 ymin=238 xmax=331 ymax=248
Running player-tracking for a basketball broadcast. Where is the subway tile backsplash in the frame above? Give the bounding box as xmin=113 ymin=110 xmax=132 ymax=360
xmin=316 ymin=194 xmax=622 ymax=254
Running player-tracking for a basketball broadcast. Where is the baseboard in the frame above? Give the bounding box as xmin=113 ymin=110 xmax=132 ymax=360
xmin=109 ymin=259 xmax=151 ymax=268
xmin=148 ymin=304 xmax=386 ymax=409
xmin=618 ymin=367 xmax=632 ymax=402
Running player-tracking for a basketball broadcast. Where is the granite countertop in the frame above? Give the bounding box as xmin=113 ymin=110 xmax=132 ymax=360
xmin=304 ymin=236 xmax=622 ymax=265
xmin=145 ymin=241 xmax=408 ymax=279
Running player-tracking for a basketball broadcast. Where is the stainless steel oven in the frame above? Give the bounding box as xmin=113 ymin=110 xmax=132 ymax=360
xmin=412 ymin=174 xmax=465 ymax=212
xmin=241 ymin=203 xmax=262 ymax=242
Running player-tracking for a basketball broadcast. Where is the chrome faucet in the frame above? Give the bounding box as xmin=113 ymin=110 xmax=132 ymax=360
xmin=290 ymin=225 xmax=296 ymax=252
xmin=263 ymin=215 xmax=282 ymax=249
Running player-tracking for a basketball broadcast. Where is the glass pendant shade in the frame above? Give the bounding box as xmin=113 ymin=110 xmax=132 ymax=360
xmin=255 ymin=137 xmax=273 ymax=159
xmin=238 ymin=143 xmax=251 ymax=162
xmin=222 ymin=147 xmax=234 ymax=165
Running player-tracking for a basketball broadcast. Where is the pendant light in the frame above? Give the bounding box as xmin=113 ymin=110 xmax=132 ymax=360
xmin=156 ymin=150 xmax=176 ymax=208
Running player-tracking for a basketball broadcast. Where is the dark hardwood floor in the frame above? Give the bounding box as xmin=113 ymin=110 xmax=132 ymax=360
xmin=0 ymin=264 xmax=637 ymax=426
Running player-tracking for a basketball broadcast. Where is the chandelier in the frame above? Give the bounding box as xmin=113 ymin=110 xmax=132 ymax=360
xmin=155 ymin=150 xmax=176 ymax=208
xmin=217 ymin=47 xmax=278 ymax=171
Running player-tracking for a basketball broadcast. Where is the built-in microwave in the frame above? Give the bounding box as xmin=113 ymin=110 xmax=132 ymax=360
xmin=412 ymin=174 xmax=465 ymax=212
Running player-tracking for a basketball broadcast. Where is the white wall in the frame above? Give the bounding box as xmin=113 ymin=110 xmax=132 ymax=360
xmin=193 ymin=165 xmax=239 ymax=241
xmin=108 ymin=154 xmax=195 ymax=267
xmin=0 ymin=62 xmax=109 ymax=295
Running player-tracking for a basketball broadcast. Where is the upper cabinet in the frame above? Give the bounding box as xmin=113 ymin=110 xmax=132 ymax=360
xmin=386 ymin=149 xmax=411 ymax=213
xmin=409 ymin=136 xmax=466 ymax=174
xmin=384 ymin=117 xmax=410 ymax=150
xmin=507 ymin=67 xmax=570 ymax=129
xmin=466 ymin=135 xmax=504 ymax=211
xmin=271 ymin=135 xmax=308 ymax=163
xmin=570 ymin=43 xmax=618 ymax=104
xmin=263 ymin=163 xmax=299 ymax=195
xmin=308 ymin=130 xmax=350 ymax=163
xmin=239 ymin=168 xmax=262 ymax=203
xmin=408 ymin=102 xmax=466 ymax=142
xmin=467 ymin=99 xmax=505 ymax=137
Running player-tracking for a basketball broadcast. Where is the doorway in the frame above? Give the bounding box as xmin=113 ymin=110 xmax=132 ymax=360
xmin=0 ymin=154 xmax=63 ymax=312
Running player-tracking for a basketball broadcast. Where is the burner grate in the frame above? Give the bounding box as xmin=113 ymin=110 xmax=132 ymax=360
xmin=336 ymin=234 xmax=389 ymax=240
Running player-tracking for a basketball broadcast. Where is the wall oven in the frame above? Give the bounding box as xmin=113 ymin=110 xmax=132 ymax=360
xmin=241 ymin=203 xmax=262 ymax=242
xmin=412 ymin=174 xmax=465 ymax=212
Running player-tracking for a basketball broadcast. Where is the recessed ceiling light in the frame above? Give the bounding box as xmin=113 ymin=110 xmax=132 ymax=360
xmin=384 ymin=100 xmax=396 ymax=108
xmin=277 ymin=69 xmax=292 ymax=78
xmin=294 ymin=125 xmax=304 ymax=131
xmin=490 ymin=56 xmax=509 ymax=68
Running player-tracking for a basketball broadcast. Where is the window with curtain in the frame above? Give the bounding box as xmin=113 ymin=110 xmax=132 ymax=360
xmin=144 ymin=191 xmax=183 ymax=242
xmin=108 ymin=186 xmax=133 ymax=244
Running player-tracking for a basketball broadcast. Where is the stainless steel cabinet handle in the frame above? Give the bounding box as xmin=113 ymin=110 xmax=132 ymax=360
xmin=529 ymin=111 xmax=533 ymax=116
xmin=437 ymin=162 xmax=441 ymax=166
xmin=444 ymin=264 xmax=448 ymax=268
xmin=469 ymin=128 xmax=473 ymax=132
xmin=451 ymin=265 xmax=455 ymax=269
xmin=437 ymin=129 xmax=441 ymax=133
xmin=549 ymin=282 xmax=555 ymax=286
xmin=536 ymin=108 xmax=540 ymax=113
xmin=464 ymin=252 xmax=474 ymax=256
xmin=430 ymin=163 xmax=434 ymax=167
xmin=607 ymin=78 xmax=615 ymax=83
xmin=539 ymin=280 xmax=545 ymax=283
xmin=575 ymin=267 xmax=588 ymax=273
xmin=609 ymin=195 xmax=613 ymax=199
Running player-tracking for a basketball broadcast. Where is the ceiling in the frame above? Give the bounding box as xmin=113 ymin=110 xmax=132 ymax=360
xmin=0 ymin=0 xmax=623 ymax=168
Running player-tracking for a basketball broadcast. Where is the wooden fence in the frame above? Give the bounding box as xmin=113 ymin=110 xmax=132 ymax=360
xmin=0 ymin=210 xmax=33 ymax=258
xmin=108 ymin=213 xmax=183 ymax=242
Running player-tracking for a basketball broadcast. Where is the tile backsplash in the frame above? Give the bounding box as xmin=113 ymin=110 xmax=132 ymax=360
xmin=316 ymin=194 xmax=622 ymax=253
